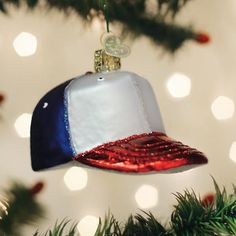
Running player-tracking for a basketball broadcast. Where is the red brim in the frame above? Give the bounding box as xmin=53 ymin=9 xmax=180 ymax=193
xmin=74 ymin=132 xmax=208 ymax=173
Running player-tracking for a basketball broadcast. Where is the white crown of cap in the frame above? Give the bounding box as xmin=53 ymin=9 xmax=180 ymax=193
xmin=65 ymin=71 xmax=165 ymax=154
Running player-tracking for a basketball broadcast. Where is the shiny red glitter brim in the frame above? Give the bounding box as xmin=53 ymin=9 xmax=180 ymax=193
xmin=74 ymin=132 xmax=208 ymax=173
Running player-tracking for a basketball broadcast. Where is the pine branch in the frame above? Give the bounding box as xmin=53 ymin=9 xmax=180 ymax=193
xmin=123 ymin=212 xmax=169 ymax=236
xmin=170 ymin=190 xmax=215 ymax=235
xmin=0 ymin=0 xmax=209 ymax=52
xmin=0 ymin=181 xmax=45 ymax=236
xmin=36 ymin=179 xmax=236 ymax=236
xmin=34 ymin=219 xmax=77 ymax=236
xmin=95 ymin=212 xmax=121 ymax=236
xmin=170 ymin=179 xmax=236 ymax=236
xmin=6 ymin=178 xmax=236 ymax=236
xmin=159 ymin=0 xmax=191 ymax=18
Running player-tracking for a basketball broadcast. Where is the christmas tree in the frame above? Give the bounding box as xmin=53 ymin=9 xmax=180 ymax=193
xmin=0 ymin=0 xmax=209 ymax=52
xmin=1 ymin=0 xmax=235 ymax=235
xmin=2 ymin=179 xmax=236 ymax=235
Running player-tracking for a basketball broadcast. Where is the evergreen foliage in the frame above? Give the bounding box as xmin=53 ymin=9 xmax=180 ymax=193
xmin=3 ymin=179 xmax=236 ymax=235
xmin=0 ymin=181 xmax=44 ymax=236
xmin=35 ymin=179 xmax=236 ymax=236
xmin=0 ymin=0 xmax=209 ymax=52
xmin=34 ymin=220 xmax=77 ymax=236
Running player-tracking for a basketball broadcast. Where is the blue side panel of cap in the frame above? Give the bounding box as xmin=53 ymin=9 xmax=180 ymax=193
xmin=30 ymin=79 xmax=74 ymax=171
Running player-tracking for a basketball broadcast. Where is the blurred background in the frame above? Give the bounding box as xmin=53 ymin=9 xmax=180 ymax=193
xmin=1 ymin=0 xmax=236 ymax=234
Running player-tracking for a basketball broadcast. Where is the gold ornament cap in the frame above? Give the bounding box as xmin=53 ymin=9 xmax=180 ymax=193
xmin=94 ymin=49 xmax=121 ymax=73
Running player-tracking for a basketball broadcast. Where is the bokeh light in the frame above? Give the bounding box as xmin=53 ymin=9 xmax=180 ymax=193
xmin=77 ymin=215 xmax=99 ymax=236
xmin=229 ymin=142 xmax=236 ymax=163
xmin=135 ymin=184 xmax=158 ymax=209
xmin=167 ymin=73 xmax=191 ymax=98
xmin=14 ymin=113 xmax=32 ymax=138
xmin=13 ymin=32 xmax=37 ymax=57
xmin=91 ymin=17 xmax=102 ymax=32
xmin=211 ymin=96 xmax=234 ymax=120
xmin=64 ymin=167 xmax=88 ymax=191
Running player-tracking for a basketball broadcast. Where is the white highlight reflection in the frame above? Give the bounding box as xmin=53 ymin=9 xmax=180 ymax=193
xmin=211 ymin=96 xmax=234 ymax=120
xmin=167 ymin=73 xmax=191 ymax=98
xmin=77 ymin=215 xmax=99 ymax=236
xmin=14 ymin=113 xmax=32 ymax=138
xmin=135 ymin=184 xmax=158 ymax=209
xmin=13 ymin=32 xmax=37 ymax=57
xmin=64 ymin=167 xmax=88 ymax=191
xmin=229 ymin=142 xmax=236 ymax=163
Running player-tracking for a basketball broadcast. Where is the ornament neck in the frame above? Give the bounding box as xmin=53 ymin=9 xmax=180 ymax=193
xmin=94 ymin=49 xmax=121 ymax=73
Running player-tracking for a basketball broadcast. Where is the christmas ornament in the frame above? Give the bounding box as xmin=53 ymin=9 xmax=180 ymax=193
xmin=0 ymin=93 xmax=4 ymax=105
xmin=0 ymin=93 xmax=5 ymax=120
xmin=30 ymin=39 xmax=208 ymax=173
xmin=201 ymin=193 xmax=215 ymax=207
xmin=195 ymin=32 xmax=210 ymax=44
xmin=0 ymin=181 xmax=44 ymax=235
xmin=29 ymin=181 xmax=44 ymax=196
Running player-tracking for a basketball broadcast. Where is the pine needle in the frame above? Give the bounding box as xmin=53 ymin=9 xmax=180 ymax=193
xmin=0 ymin=0 xmax=199 ymax=52
xmin=0 ymin=181 xmax=45 ymax=236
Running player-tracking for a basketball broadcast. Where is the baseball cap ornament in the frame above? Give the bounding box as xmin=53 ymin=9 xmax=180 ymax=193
xmin=30 ymin=32 xmax=208 ymax=173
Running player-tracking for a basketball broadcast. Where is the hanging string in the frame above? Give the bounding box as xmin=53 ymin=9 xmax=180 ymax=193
xmin=104 ymin=1 xmax=110 ymax=32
